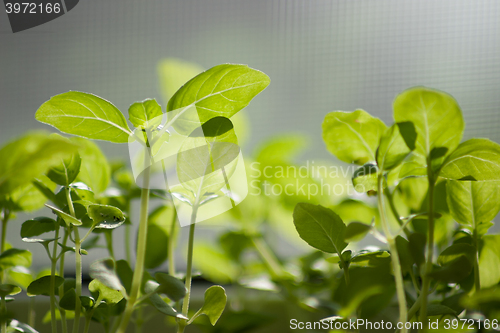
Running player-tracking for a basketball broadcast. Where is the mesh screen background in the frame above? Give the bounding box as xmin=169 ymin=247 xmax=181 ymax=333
xmin=1 ymin=1 xmax=500 ymax=264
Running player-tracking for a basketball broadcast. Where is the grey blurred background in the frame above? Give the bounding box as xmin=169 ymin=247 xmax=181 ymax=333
xmin=1 ymin=0 xmax=500 ymax=267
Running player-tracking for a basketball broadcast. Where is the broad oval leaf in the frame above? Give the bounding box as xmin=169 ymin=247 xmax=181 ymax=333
xmin=87 ymin=204 xmax=125 ymax=229
xmin=21 ymin=217 xmax=58 ymax=239
xmin=0 ymin=132 xmax=77 ymax=196
xmin=0 ymin=284 xmax=22 ymax=297
xmin=89 ymin=258 xmax=123 ymax=292
xmin=376 ymin=122 xmax=416 ymax=171
xmin=11 ymin=176 xmax=57 ymax=212
xmin=154 ymin=273 xmax=186 ymax=302
xmin=73 ymin=138 xmax=111 ymax=194
xmin=293 ymin=203 xmax=347 ymax=255
xmin=128 ymin=99 xmax=163 ymax=130
xmin=446 ymin=180 xmax=500 ymax=226
xmin=190 ymin=285 xmax=227 ymax=326
xmin=322 ymin=110 xmax=387 ymax=165
xmin=479 ymin=235 xmax=500 ymax=288
xmin=158 ymin=58 xmax=205 ymax=102
xmin=344 ymin=222 xmax=372 ymax=243
xmin=89 ymin=279 xmax=123 ymax=304
xmin=0 ymin=249 xmax=32 ymax=269
xmin=143 ymin=206 xmax=175 ymax=269
xmin=439 ymin=138 xmax=500 ymax=181
xmin=46 ymin=134 xmax=81 ymax=186
xmin=166 ymin=64 xmax=270 ymax=126
xmin=27 ymin=276 xmax=64 ymax=296
xmin=36 ymin=91 xmax=132 ymax=143
xmin=393 ymin=87 xmax=464 ymax=168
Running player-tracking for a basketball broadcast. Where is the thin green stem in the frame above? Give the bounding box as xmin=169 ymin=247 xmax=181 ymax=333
xmin=177 ymin=208 xmax=198 ymax=333
xmin=1 ymin=297 xmax=7 ymax=333
xmin=419 ymin=163 xmax=435 ymax=330
xmin=385 ymin=186 xmax=411 ymax=238
xmin=59 ymin=229 xmax=69 ymax=333
xmin=168 ymin=209 xmax=177 ymax=276
xmin=66 ymin=187 xmax=81 ymax=333
xmin=125 ymin=224 xmax=132 ymax=264
xmin=105 ymin=231 xmax=115 ymax=260
xmin=1 ymin=208 xmax=10 ymax=253
xmin=473 ymin=228 xmax=481 ymax=292
xmin=116 ymin=166 xmax=151 ymax=333
xmin=28 ymin=297 xmax=36 ymax=328
xmin=378 ymin=174 xmax=407 ymax=333
xmin=83 ymin=317 xmax=91 ymax=333
xmin=50 ymin=227 xmax=61 ymax=333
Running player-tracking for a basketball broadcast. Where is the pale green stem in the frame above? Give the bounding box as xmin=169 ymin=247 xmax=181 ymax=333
xmin=59 ymin=230 xmax=69 ymax=333
xmin=385 ymin=186 xmax=411 ymax=238
xmin=378 ymin=174 xmax=407 ymax=333
xmin=168 ymin=210 xmax=177 ymax=276
xmin=419 ymin=162 xmax=436 ymax=330
xmin=1 ymin=208 xmax=9 ymax=253
xmin=177 ymin=207 xmax=198 ymax=333
xmin=28 ymin=297 xmax=36 ymax=328
xmin=116 ymin=166 xmax=151 ymax=333
xmin=125 ymin=224 xmax=132 ymax=264
xmin=473 ymin=228 xmax=481 ymax=292
xmin=105 ymin=231 xmax=115 ymax=260
xmin=50 ymin=227 xmax=60 ymax=333
xmin=66 ymin=188 xmax=82 ymax=333
xmin=1 ymin=296 xmax=7 ymax=333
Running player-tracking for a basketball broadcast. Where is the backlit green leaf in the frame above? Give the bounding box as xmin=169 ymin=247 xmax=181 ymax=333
xmin=352 ymin=162 xmax=378 ymax=193
xmin=21 ymin=217 xmax=58 ymax=239
xmin=167 ymin=64 xmax=270 ymax=128
xmin=376 ymin=122 xmax=416 ymax=171
xmin=0 ymin=249 xmax=32 ymax=269
xmin=293 ymin=203 xmax=347 ymax=255
xmin=89 ymin=259 xmax=123 ymax=292
xmin=0 ymin=284 xmax=21 ymax=297
xmin=344 ymin=222 xmax=372 ymax=242
xmin=87 ymin=204 xmax=125 ymax=229
xmin=439 ymin=138 xmax=500 ymax=181
xmin=143 ymin=205 xmax=175 ymax=269
xmin=479 ymin=235 xmax=500 ymax=288
xmin=36 ymin=91 xmax=132 ymax=143
xmin=446 ymin=180 xmax=500 ymax=226
xmin=393 ymin=87 xmax=464 ymax=169
xmin=73 ymin=138 xmax=111 ymax=194
xmin=0 ymin=132 xmax=77 ymax=196
xmin=46 ymin=134 xmax=81 ymax=186
xmin=190 ymin=285 xmax=227 ymax=326
xmin=89 ymin=279 xmax=123 ymax=304
xmin=154 ymin=273 xmax=186 ymax=302
xmin=158 ymin=58 xmax=205 ymax=102
xmin=322 ymin=110 xmax=387 ymax=165
xmin=44 ymin=204 xmax=82 ymax=226
xmin=10 ymin=176 xmax=56 ymax=212
xmin=128 ymin=99 xmax=163 ymax=130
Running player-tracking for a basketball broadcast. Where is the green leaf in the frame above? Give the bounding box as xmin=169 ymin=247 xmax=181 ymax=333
xmin=89 ymin=259 xmax=123 ymax=292
xmin=158 ymin=58 xmax=204 ymax=102
xmin=0 ymin=249 xmax=32 ymax=268
xmin=190 ymin=286 xmax=227 ymax=326
xmin=27 ymin=275 xmax=64 ymax=296
xmin=115 ymin=260 xmax=133 ymax=295
xmin=426 ymin=303 xmax=457 ymax=317
xmin=46 ymin=134 xmax=81 ymax=186
xmin=344 ymin=222 xmax=372 ymax=242
xmin=429 ymin=255 xmax=472 ymax=283
xmin=148 ymin=291 xmax=187 ymax=319
xmin=439 ymin=138 xmax=500 ymax=181
xmin=128 ymin=99 xmax=163 ymax=130
xmin=322 ymin=110 xmax=387 ymax=165
xmin=438 ymin=243 xmax=475 ymax=266
xmin=89 ymin=279 xmax=123 ymax=304
xmin=8 ymin=320 xmax=39 ymax=333
xmin=44 ymin=204 xmax=82 ymax=226
xmin=36 ymin=91 xmax=132 ymax=143
xmin=73 ymin=138 xmax=111 ymax=194
xmin=395 ymin=236 xmax=414 ymax=275
xmin=479 ymin=235 xmax=500 ymax=288
xmin=0 ymin=284 xmax=21 ymax=297
xmin=177 ymin=117 xmax=240 ymax=197
xmin=446 ymin=180 xmax=500 ymax=227
xmin=352 ymin=162 xmax=378 ymax=193
xmin=59 ymin=288 xmax=77 ymax=310
xmin=254 ymin=135 xmax=308 ymax=165
xmin=79 ymin=296 xmax=95 ymax=310
xmin=166 ymin=64 xmax=270 ymax=129
xmin=192 ymin=243 xmax=239 ymax=284
xmin=10 ymin=176 xmax=57 ymax=212
xmin=87 ymin=204 xmax=125 ymax=229
xmin=42 ymin=309 xmax=75 ymax=323
xmin=293 ymin=203 xmax=347 ymax=255
xmin=6 ymin=266 xmax=33 ymax=289
xmin=376 ymin=122 xmax=416 ymax=171
xmin=348 ymin=250 xmax=391 ymax=267
xmin=393 ymin=87 xmax=464 ymax=169
xmin=0 ymin=132 xmax=77 ymax=196
xmin=21 ymin=217 xmax=58 ymax=239
xmin=154 ymin=273 xmax=186 ymax=302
